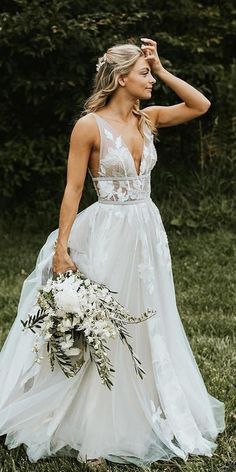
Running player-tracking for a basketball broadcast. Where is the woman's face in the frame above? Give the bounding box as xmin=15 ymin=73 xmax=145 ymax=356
xmin=121 ymin=56 xmax=156 ymax=100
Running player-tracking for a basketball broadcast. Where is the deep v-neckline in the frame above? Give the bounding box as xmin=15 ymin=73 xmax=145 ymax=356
xmin=93 ymin=113 xmax=145 ymax=177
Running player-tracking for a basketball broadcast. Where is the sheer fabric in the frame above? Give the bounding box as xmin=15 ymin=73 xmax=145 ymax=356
xmin=0 ymin=113 xmax=225 ymax=467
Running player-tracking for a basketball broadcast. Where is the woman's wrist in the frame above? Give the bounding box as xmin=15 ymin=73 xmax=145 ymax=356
xmin=54 ymin=238 xmax=68 ymax=253
xmin=152 ymin=64 xmax=166 ymax=77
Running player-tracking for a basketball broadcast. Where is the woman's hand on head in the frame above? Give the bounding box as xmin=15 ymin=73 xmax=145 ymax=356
xmin=140 ymin=38 xmax=164 ymax=74
xmin=52 ymin=248 xmax=77 ymax=275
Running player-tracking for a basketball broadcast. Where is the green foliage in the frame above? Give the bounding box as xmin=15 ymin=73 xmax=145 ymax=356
xmin=0 ymin=0 xmax=235 ymax=225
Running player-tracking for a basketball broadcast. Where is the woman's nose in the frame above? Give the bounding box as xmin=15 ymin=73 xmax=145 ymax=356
xmin=150 ymin=75 xmax=156 ymax=84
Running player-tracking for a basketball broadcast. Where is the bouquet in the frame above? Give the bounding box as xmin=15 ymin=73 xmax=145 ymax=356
xmin=21 ymin=269 xmax=157 ymax=389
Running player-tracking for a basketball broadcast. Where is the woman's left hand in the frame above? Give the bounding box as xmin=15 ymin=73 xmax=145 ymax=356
xmin=140 ymin=38 xmax=164 ymax=75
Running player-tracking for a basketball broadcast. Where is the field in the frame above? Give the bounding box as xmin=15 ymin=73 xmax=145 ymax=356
xmin=0 ymin=223 xmax=235 ymax=472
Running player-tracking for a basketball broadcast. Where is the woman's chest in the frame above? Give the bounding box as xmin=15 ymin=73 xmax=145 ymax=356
xmin=88 ymin=115 xmax=158 ymax=178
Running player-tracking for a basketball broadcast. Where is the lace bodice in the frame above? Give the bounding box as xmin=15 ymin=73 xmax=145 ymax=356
xmin=88 ymin=113 xmax=157 ymax=204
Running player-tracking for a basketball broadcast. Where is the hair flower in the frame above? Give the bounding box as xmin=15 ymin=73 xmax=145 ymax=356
xmin=96 ymin=53 xmax=107 ymax=72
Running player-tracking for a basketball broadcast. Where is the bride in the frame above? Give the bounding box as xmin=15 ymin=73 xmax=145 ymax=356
xmin=0 ymin=38 xmax=225 ymax=469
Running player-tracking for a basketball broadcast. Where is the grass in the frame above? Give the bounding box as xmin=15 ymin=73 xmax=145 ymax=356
xmin=0 ymin=222 xmax=235 ymax=472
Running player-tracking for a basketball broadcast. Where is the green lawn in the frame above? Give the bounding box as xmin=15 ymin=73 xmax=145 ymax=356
xmin=0 ymin=224 xmax=235 ymax=472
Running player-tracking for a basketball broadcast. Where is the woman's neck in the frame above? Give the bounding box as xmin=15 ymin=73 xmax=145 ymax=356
xmin=104 ymin=94 xmax=137 ymax=124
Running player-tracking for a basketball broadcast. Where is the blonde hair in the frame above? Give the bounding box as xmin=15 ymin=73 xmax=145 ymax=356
xmin=82 ymin=43 xmax=157 ymax=136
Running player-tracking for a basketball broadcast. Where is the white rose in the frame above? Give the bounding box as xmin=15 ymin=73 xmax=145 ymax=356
xmin=55 ymin=286 xmax=80 ymax=313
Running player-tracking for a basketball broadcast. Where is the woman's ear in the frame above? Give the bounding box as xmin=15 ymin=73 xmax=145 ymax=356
xmin=118 ymin=75 xmax=126 ymax=87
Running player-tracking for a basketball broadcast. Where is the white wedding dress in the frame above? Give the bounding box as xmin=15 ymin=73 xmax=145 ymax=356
xmin=0 ymin=113 xmax=225 ymax=468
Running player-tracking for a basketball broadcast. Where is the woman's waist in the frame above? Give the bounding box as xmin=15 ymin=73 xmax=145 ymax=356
xmin=92 ymin=173 xmax=151 ymax=203
xmin=91 ymin=173 xmax=151 ymax=181
xmin=97 ymin=196 xmax=152 ymax=205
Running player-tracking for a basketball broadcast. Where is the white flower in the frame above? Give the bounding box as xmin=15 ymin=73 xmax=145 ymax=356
xmin=60 ymin=335 xmax=73 ymax=350
xmin=42 ymin=279 xmax=53 ymax=292
xmin=82 ymin=320 xmax=92 ymax=336
xmin=103 ymin=331 xmax=111 ymax=338
xmin=65 ymin=347 xmax=81 ymax=356
xmin=96 ymin=53 xmax=107 ymax=72
xmin=101 ymin=288 xmax=109 ymax=297
xmin=64 ymin=318 xmax=73 ymax=328
xmin=54 ymin=276 xmax=78 ymax=292
xmin=54 ymin=286 xmax=80 ymax=313
xmin=88 ymin=293 xmax=97 ymax=303
xmin=59 ymin=318 xmax=73 ymax=332
xmin=44 ymin=332 xmax=53 ymax=341
xmin=93 ymin=320 xmax=107 ymax=335
xmin=41 ymin=320 xmax=54 ymax=331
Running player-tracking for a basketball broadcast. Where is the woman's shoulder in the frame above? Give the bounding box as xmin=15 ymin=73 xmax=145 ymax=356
xmin=141 ymin=106 xmax=159 ymax=126
xmin=70 ymin=113 xmax=98 ymax=145
xmin=73 ymin=112 xmax=97 ymax=131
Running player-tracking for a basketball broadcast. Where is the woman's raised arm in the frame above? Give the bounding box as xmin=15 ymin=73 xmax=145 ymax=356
xmin=141 ymin=38 xmax=211 ymax=127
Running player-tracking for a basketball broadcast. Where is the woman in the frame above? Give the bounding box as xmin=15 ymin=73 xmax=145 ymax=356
xmin=0 ymin=39 xmax=225 ymax=469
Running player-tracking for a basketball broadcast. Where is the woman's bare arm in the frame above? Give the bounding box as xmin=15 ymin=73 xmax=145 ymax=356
xmin=52 ymin=114 xmax=96 ymax=273
xmin=141 ymin=38 xmax=211 ymax=127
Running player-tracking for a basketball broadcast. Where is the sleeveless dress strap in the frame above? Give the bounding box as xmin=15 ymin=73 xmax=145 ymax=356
xmin=87 ymin=113 xmax=105 ymax=179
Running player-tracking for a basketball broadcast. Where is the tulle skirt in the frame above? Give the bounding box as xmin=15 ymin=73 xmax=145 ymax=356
xmin=0 ymin=197 xmax=225 ymax=467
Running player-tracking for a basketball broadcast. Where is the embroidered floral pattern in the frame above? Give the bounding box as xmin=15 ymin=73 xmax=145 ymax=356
xmin=95 ymin=175 xmax=151 ymax=203
xmin=89 ymin=117 xmax=158 ymax=203
xmin=150 ymin=400 xmax=174 ymax=442
xmin=102 ymin=126 xmax=153 ymax=178
xmin=138 ymin=262 xmax=155 ymax=294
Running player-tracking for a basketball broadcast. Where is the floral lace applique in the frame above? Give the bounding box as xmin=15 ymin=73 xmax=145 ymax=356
xmin=104 ymin=128 xmax=113 ymax=141
xmin=154 ymin=225 xmax=172 ymax=273
xmin=103 ymin=128 xmax=135 ymax=176
xmin=101 ymin=126 xmax=157 ymax=178
xmin=96 ymin=175 xmax=151 ymax=203
xmin=138 ymin=262 xmax=155 ymax=294
xmin=150 ymin=399 xmax=174 ymax=442
xmin=91 ymin=119 xmax=157 ymax=203
xmin=97 ymin=180 xmax=115 ymax=199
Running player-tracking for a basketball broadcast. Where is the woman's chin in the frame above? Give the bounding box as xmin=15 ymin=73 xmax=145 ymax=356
xmin=136 ymin=91 xmax=152 ymax=101
xmin=141 ymin=91 xmax=152 ymax=100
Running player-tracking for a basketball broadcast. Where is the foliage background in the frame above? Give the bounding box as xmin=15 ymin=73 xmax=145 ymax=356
xmin=0 ymin=0 xmax=235 ymax=231
xmin=0 ymin=2 xmax=235 ymax=470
